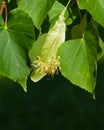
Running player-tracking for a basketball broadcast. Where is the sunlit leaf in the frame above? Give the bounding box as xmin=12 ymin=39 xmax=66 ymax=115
xmin=57 ymin=31 xmax=97 ymax=93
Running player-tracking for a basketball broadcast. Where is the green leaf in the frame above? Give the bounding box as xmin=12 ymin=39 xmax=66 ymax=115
xmin=71 ymin=14 xmax=87 ymax=39
xmin=48 ymin=1 xmax=73 ymax=28
xmin=48 ymin=1 xmax=65 ymax=27
xmin=18 ymin=0 xmax=56 ymax=28
xmin=0 ymin=14 xmax=4 ymax=27
xmin=8 ymin=9 xmax=35 ymax=51
xmin=57 ymin=31 xmax=97 ymax=93
xmin=0 ymin=9 xmax=34 ymax=91
xmin=78 ymin=0 xmax=104 ymax=27
xmin=71 ymin=24 xmax=83 ymax=39
xmin=29 ymin=6 xmax=67 ymax=82
xmin=0 ymin=1 xmax=2 ymax=7
xmin=97 ymin=37 xmax=104 ymax=60
xmin=0 ymin=29 xmax=29 ymax=91
xmin=8 ymin=0 xmax=11 ymax=2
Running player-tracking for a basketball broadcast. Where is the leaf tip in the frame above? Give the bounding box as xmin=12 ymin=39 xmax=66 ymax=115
xmin=21 ymin=83 xmax=27 ymax=92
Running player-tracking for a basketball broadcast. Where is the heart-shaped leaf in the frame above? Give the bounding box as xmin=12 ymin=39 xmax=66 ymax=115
xmin=0 ymin=9 xmax=34 ymax=91
xmin=57 ymin=31 xmax=97 ymax=93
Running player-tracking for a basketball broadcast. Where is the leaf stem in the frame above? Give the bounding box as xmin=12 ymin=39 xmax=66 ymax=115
xmin=66 ymin=0 xmax=72 ymax=8
xmin=75 ymin=0 xmax=84 ymax=38
xmin=0 ymin=2 xmax=8 ymax=29
xmin=61 ymin=0 xmax=71 ymax=17
xmin=3 ymin=2 xmax=8 ymax=28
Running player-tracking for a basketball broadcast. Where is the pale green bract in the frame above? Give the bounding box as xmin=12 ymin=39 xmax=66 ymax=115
xmin=29 ymin=6 xmax=67 ymax=82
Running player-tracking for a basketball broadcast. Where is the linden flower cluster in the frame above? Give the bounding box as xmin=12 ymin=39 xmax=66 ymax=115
xmin=32 ymin=56 xmax=60 ymax=76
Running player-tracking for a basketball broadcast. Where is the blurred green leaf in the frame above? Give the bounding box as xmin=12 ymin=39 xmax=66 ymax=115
xmin=78 ymin=0 xmax=104 ymax=27
xmin=8 ymin=0 xmax=11 ymax=2
xmin=71 ymin=14 xmax=87 ymax=39
xmin=97 ymin=37 xmax=104 ymax=60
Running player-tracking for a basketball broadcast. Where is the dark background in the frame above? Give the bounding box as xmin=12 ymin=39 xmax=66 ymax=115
xmin=0 ymin=60 xmax=104 ymax=130
xmin=0 ymin=0 xmax=104 ymax=130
